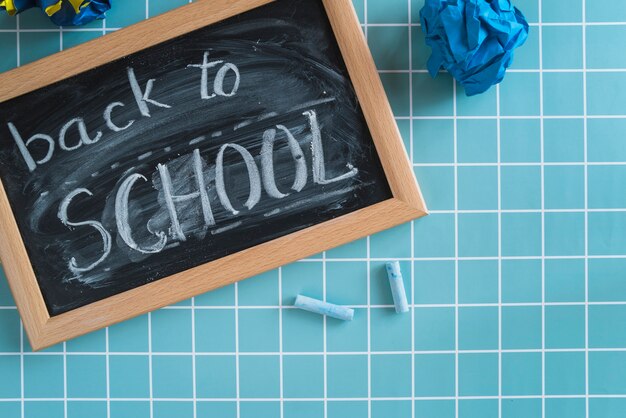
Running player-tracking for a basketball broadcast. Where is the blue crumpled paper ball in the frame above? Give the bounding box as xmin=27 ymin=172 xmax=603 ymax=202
xmin=0 ymin=0 xmax=110 ymax=26
xmin=420 ymin=0 xmax=529 ymax=96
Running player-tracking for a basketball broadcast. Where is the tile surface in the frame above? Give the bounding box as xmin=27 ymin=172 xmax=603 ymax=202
xmin=0 ymin=0 xmax=623 ymax=417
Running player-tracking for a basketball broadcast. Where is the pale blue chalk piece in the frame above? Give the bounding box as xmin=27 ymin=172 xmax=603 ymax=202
xmin=385 ymin=261 xmax=410 ymax=314
xmin=294 ymin=295 xmax=354 ymax=321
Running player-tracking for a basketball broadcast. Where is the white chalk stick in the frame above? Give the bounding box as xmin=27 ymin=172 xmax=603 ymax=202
xmin=385 ymin=261 xmax=409 ymax=313
xmin=294 ymin=294 xmax=354 ymax=321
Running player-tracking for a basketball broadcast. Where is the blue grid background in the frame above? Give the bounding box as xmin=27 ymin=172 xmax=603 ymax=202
xmin=1 ymin=0 xmax=626 ymax=417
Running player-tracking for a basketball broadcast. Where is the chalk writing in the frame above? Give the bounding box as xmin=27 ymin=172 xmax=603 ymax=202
xmin=2 ymin=53 xmax=359 ymax=274
xmin=0 ymin=0 xmax=392 ymax=315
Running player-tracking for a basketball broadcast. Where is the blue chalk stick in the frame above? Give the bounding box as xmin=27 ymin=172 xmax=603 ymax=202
xmin=294 ymin=295 xmax=354 ymax=321
xmin=385 ymin=261 xmax=409 ymax=314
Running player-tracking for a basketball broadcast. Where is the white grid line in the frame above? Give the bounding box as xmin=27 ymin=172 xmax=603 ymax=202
xmin=148 ymin=312 xmax=154 ymax=418
xmin=15 ymin=14 xmax=21 ymax=70
xmin=278 ymin=267 xmax=284 ymax=418
xmin=191 ymin=296 xmax=197 ymax=418
xmin=403 ymin=115 xmax=626 ymax=120
xmin=105 ymin=330 xmax=110 ymax=418
xmin=5 ymin=394 xmax=626 ymax=402
xmin=583 ymin=1 xmax=591 ymax=417
xmin=19 ymin=321 xmax=24 ymax=418
xmin=235 ymin=282 xmax=241 ymax=418
xmin=538 ymin=2 xmax=547 ymax=417
xmin=496 ymin=82 xmax=503 ymax=418
xmin=322 ymin=250 xmax=328 ymax=418
xmin=1 ymin=347 xmax=625 ymax=356
xmin=453 ymin=77 xmax=460 ymax=418
xmin=413 ymin=162 xmax=624 ymax=167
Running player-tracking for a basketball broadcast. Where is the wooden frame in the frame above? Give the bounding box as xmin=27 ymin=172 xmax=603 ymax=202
xmin=0 ymin=0 xmax=427 ymax=351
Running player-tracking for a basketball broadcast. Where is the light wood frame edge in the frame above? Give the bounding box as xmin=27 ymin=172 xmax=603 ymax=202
xmin=0 ymin=0 xmax=427 ymax=351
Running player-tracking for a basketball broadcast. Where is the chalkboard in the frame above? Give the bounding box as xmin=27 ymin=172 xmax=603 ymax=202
xmin=0 ymin=0 xmax=425 ymax=349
